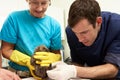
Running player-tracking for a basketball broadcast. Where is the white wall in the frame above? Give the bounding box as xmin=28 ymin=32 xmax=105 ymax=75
xmin=97 ymin=0 xmax=120 ymax=14
xmin=0 ymin=0 xmax=28 ymax=30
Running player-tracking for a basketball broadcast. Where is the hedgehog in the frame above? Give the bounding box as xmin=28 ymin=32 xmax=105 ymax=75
xmin=30 ymin=45 xmax=52 ymax=79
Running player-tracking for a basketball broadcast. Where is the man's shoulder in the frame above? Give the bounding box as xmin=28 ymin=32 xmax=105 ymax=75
xmin=65 ymin=26 xmax=72 ymax=33
xmin=101 ymin=11 xmax=120 ymax=19
xmin=65 ymin=26 xmax=78 ymax=40
xmin=101 ymin=11 xmax=120 ymax=30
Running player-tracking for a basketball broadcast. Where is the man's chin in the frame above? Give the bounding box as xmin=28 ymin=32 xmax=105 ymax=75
xmin=83 ymin=42 xmax=92 ymax=46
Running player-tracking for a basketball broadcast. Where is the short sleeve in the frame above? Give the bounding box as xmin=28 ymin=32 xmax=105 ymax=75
xmin=0 ymin=14 xmax=17 ymax=43
xmin=50 ymin=20 xmax=62 ymax=50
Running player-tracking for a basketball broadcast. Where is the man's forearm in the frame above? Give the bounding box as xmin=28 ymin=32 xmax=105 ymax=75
xmin=76 ymin=63 xmax=118 ymax=79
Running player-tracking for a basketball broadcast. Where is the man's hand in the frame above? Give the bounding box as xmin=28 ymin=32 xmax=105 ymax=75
xmin=33 ymin=52 xmax=61 ymax=66
xmin=0 ymin=68 xmax=21 ymax=80
xmin=46 ymin=61 xmax=77 ymax=80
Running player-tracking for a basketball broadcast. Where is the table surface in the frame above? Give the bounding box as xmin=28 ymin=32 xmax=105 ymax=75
xmin=22 ymin=77 xmax=52 ymax=80
xmin=22 ymin=77 xmax=90 ymax=80
xmin=22 ymin=77 xmax=35 ymax=80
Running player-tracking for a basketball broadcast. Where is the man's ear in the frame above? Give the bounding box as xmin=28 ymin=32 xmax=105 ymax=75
xmin=96 ymin=17 xmax=102 ymax=25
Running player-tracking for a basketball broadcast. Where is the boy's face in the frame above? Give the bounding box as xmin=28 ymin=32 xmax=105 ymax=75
xmin=27 ymin=0 xmax=50 ymax=18
xmin=72 ymin=18 xmax=101 ymax=46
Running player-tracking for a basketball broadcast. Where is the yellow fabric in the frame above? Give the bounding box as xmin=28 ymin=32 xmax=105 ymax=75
xmin=10 ymin=50 xmax=42 ymax=80
xmin=33 ymin=52 xmax=61 ymax=66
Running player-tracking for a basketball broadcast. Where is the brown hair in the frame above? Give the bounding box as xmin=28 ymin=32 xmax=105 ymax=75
xmin=68 ymin=0 xmax=101 ymax=28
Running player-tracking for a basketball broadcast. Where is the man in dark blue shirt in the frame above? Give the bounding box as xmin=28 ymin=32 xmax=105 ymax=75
xmin=46 ymin=0 xmax=120 ymax=80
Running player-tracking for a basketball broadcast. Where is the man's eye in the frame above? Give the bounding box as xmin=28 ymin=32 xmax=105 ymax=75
xmin=81 ymin=31 xmax=89 ymax=34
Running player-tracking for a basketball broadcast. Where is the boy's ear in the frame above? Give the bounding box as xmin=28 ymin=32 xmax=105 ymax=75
xmin=26 ymin=0 xmax=28 ymax=2
xmin=49 ymin=0 xmax=51 ymax=6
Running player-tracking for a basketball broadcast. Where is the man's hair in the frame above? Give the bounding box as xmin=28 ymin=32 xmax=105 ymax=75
xmin=68 ymin=0 xmax=101 ymax=28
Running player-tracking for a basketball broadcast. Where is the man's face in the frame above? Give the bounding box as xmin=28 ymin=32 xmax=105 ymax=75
xmin=27 ymin=0 xmax=50 ymax=18
xmin=72 ymin=19 xmax=101 ymax=46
